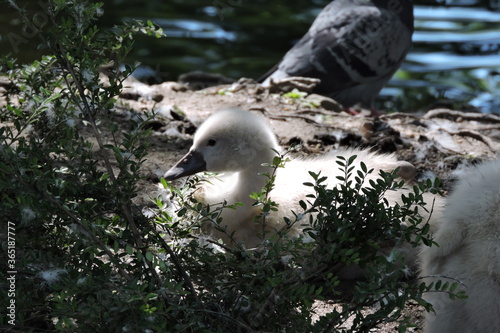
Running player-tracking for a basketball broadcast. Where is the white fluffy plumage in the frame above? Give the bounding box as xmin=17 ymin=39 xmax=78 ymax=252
xmin=420 ymin=159 xmax=500 ymax=333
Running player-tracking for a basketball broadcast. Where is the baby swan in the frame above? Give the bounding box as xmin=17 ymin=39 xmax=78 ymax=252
xmin=165 ymin=108 xmax=416 ymax=248
xmin=420 ymin=159 xmax=500 ymax=333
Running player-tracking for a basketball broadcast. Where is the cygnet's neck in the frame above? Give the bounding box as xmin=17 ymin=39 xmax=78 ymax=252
xmin=241 ymin=165 xmax=271 ymax=191
xmin=231 ymin=152 xmax=277 ymax=205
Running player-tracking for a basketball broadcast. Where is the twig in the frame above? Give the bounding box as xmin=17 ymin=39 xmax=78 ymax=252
xmin=251 ymin=286 xmax=281 ymax=328
xmin=149 ymin=226 xmax=201 ymax=305
xmin=424 ymin=109 xmax=500 ymax=123
xmin=196 ymin=308 xmax=257 ymax=332
xmin=418 ymin=275 xmax=468 ymax=289
xmin=267 ymin=114 xmax=334 ymax=128
xmin=379 ymin=112 xmax=420 ymax=120
xmin=189 ymin=233 xmax=234 ymax=253
xmin=294 ymin=109 xmax=336 ymax=116
xmin=456 ymin=130 xmax=496 ymax=151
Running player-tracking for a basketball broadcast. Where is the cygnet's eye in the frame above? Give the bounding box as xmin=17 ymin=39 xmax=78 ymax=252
xmin=207 ymin=139 xmax=217 ymax=147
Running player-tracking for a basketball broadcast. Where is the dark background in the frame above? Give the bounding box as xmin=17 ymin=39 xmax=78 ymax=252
xmin=1 ymin=0 xmax=499 ymax=112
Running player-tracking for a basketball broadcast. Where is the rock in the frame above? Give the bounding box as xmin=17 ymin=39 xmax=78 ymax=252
xmin=305 ymin=94 xmax=343 ymax=112
xmin=158 ymin=81 xmax=188 ymax=92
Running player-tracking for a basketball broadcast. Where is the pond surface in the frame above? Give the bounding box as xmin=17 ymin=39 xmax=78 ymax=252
xmin=1 ymin=0 xmax=499 ymax=112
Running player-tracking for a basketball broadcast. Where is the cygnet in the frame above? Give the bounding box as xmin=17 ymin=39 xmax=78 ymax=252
xmin=420 ymin=159 xmax=500 ymax=333
xmin=164 ymin=108 xmax=436 ymax=254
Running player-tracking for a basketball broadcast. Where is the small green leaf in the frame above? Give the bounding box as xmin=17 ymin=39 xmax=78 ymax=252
xmin=299 ymin=200 xmax=307 ymax=210
xmin=178 ymin=207 xmax=187 ymax=217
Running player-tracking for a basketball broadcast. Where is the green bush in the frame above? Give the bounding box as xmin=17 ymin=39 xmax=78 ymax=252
xmin=156 ymin=154 xmax=446 ymax=332
xmin=0 ymin=1 xmax=462 ymax=332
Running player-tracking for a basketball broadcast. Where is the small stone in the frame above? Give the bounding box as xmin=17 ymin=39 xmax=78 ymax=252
xmin=305 ymin=94 xmax=343 ymax=112
xmin=159 ymin=81 xmax=188 ymax=92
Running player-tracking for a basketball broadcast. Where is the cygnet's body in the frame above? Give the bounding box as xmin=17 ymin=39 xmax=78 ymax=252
xmin=165 ymin=108 xmax=438 ymax=253
xmin=420 ymin=159 xmax=500 ymax=333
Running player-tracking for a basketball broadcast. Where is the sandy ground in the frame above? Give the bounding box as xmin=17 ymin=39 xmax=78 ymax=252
xmin=117 ymin=76 xmax=500 ymax=200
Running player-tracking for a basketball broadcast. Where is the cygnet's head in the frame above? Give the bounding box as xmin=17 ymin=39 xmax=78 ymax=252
xmin=164 ymin=109 xmax=280 ymax=180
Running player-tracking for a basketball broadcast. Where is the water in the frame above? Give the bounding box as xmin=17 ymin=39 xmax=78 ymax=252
xmin=1 ymin=0 xmax=499 ymax=112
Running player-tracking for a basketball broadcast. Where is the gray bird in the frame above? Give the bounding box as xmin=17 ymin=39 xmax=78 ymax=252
xmin=260 ymin=0 xmax=414 ymax=108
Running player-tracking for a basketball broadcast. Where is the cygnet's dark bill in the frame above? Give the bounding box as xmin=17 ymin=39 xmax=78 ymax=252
xmin=164 ymin=150 xmax=207 ymax=181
